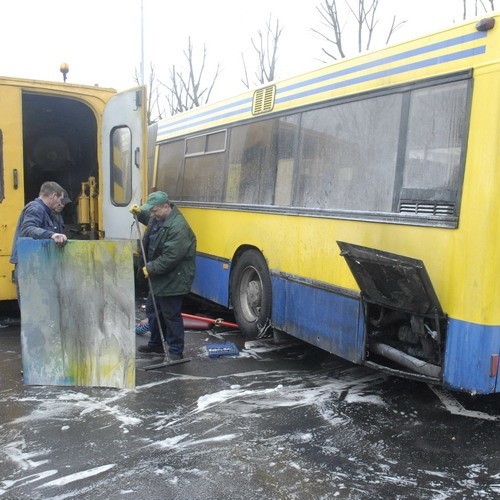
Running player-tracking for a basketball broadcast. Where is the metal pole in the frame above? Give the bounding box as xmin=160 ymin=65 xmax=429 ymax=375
xmin=140 ymin=0 xmax=145 ymax=85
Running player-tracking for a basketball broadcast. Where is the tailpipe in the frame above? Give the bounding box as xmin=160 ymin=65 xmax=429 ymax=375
xmin=370 ymin=341 xmax=441 ymax=379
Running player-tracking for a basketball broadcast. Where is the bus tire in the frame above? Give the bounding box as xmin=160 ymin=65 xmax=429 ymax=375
xmin=231 ymin=249 xmax=272 ymax=337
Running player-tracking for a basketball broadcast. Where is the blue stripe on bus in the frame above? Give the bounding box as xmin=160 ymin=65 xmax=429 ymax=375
xmin=271 ymin=274 xmax=365 ymax=364
xmin=191 ymin=254 xmax=230 ymax=306
xmin=191 ymin=254 xmax=499 ymax=393
xmin=157 ymin=96 xmax=252 ymax=136
xmin=190 ymin=254 xmax=365 ymax=363
xmin=275 ymin=47 xmax=486 ymax=105
xmin=159 ymin=106 xmax=252 ymax=137
xmin=443 ymin=319 xmax=500 ymax=394
xmin=158 ymin=32 xmax=486 ymax=138
xmin=279 ymin=31 xmax=486 ymax=94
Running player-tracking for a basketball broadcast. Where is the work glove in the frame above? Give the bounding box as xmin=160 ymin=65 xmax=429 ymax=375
xmin=142 ymin=266 xmax=149 ymax=279
xmin=129 ymin=204 xmax=141 ymax=215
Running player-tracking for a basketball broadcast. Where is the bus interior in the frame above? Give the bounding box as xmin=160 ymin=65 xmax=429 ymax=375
xmin=22 ymin=93 xmax=99 ymax=238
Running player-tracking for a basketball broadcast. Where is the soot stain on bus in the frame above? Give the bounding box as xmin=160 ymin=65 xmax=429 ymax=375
xmin=21 ymin=93 xmax=98 ymax=238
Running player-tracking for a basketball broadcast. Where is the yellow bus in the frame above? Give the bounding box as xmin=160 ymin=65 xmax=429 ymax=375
xmin=151 ymin=15 xmax=500 ymax=394
xmin=0 ymin=76 xmax=147 ymax=302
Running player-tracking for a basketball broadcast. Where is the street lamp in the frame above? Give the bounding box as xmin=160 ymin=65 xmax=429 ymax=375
xmin=60 ymin=63 xmax=69 ymax=82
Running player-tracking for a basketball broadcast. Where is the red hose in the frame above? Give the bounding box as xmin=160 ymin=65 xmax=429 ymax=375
xmin=181 ymin=313 xmax=239 ymax=329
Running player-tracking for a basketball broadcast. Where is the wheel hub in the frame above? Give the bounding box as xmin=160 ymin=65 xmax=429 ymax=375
xmin=246 ymin=280 xmax=262 ymax=309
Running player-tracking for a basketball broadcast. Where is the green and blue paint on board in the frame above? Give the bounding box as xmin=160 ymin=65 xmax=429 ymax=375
xmin=17 ymin=238 xmax=136 ymax=389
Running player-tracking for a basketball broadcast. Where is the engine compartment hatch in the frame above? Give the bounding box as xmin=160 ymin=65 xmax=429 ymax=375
xmin=337 ymin=242 xmax=443 ymax=317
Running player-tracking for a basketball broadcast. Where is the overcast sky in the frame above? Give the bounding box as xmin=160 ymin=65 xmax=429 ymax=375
xmin=0 ymin=0 xmax=491 ymax=101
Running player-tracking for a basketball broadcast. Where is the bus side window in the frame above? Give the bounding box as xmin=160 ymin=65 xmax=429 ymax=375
xmin=296 ymin=93 xmax=401 ymax=212
xmin=110 ymin=126 xmax=132 ymax=206
xmin=156 ymin=140 xmax=185 ymax=198
xmin=183 ymin=131 xmax=227 ymax=202
xmin=274 ymin=114 xmax=299 ymax=207
xmin=400 ymin=80 xmax=469 ymax=213
xmin=227 ymin=120 xmax=278 ymax=205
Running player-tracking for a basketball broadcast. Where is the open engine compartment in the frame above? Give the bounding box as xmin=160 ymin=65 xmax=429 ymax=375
xmin=338 ymin=241 xmax=447 ymax=382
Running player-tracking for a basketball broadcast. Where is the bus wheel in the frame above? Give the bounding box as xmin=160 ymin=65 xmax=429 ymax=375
xmin=231 ymin=250 xmax=272 ymax=337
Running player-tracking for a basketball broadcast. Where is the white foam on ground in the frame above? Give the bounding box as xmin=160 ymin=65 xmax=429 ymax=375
xmin=429 ymin=386 xmax=500 ymax=421
xmin=36 ymin=463 xmax=116 ymax=488
xmin=2 ymin=436 xmax=50 ymax=470
xmin=0 ymin=469 xmax=58 ymax=493
xmin=155 ymin=433 xmax=239 ymax=450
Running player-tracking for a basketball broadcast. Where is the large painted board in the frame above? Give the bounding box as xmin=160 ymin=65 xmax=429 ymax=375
xmin=17 ymin=239 xmax=135 ymax=389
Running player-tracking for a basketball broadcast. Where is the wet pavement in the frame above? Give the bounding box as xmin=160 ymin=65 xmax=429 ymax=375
xmin=0 ymin=308 xmax=499 ymax=499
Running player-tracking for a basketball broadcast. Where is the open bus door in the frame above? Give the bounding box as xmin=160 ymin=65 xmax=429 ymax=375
xmin=101 ymin=87 xmax=147 ymax=240
xmin=0 ymin=85 xmax=25 ymax=300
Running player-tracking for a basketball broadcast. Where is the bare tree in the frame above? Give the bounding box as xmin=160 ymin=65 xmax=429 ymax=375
xmin=312 ymin=0 xmax=346 ymax=59
xmin=461 ymin=0 xmax=495 ymax=19
xmin=134 ymin=63 xmax=165 ymax=124
xmin=160 ymin=37 xmax=221 ymax=116
xmin=385 ymin=15 xmax=404 ymax=45
xmin=313 ymin=0 xmax=405 ymax=61
xmin=241 ymin=15 xmax=284 ymax=89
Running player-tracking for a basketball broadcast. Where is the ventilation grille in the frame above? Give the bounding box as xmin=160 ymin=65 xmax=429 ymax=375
xmin=399 ymin=201 xmax=455 ymax=216
xmin=252 ymin=85 xmax=276 ymax=115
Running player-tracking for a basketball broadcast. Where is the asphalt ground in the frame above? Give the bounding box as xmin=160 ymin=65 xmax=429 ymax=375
xmin=0 ymin=302 xmax=499 ymax=499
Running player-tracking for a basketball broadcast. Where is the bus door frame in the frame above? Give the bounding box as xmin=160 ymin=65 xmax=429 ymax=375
xmin=0 ymin=85 xmax=25 ymax=299
xmin=101 ymin=86 xmax=147 ymax=240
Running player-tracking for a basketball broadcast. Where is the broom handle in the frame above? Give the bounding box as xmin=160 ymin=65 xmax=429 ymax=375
xmin=133 ymin=213 xmax=168 ymax=353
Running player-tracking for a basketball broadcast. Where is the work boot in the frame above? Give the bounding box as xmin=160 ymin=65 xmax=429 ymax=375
xmin=169 ymin=352 xmax=183 ymax=360
xmin=138 ymin=344 xmax=165 ymax=354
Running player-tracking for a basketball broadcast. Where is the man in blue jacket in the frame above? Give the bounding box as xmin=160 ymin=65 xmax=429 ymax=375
xmin=130 ymin=191 xmax=196 ymax=360
xmin=10 ymin=181 xmax=68 ymax=297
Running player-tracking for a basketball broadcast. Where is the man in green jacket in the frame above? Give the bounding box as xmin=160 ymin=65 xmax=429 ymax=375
xmin=130 ymin=191 xmax=196 ymax=359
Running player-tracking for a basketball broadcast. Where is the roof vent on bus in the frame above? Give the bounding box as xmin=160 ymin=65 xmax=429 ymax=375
xmin=399 ymin=201 xmax=455 ymax=216
xmin=252 ymin=85 xmax=276 ymax=115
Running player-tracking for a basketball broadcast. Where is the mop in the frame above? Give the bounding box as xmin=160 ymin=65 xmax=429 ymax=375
xmin=133 ymin=213 xmax=191 ymax=370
